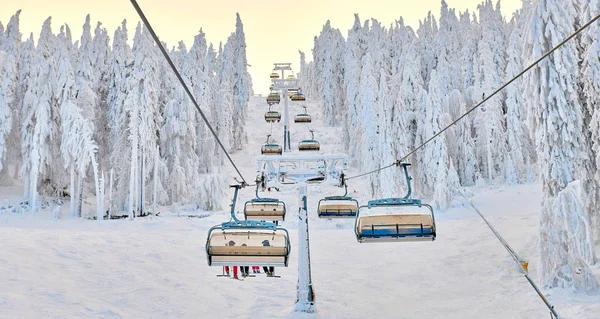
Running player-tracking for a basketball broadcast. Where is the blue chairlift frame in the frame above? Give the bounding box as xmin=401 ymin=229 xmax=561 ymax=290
xmin=354 ymin=163 xmax=437 ymax=242
xmin=294 ymin=106 xmax=312 ymax=123
xmin=206 ymin=184 xmax=291 ymax=266
xmin=317 ymin=184 xmax=359 ymax=218
xmin=243 ymin=184 xmax=287 ymax=222
xmin=298 ymin=130 xmax=320 ymax=151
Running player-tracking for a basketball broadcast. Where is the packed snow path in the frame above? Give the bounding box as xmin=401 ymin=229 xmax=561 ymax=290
xmin=1 ymin=97 xmax=599 ymax=318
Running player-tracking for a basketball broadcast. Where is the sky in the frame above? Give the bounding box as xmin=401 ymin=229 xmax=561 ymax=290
xmin=2 ymin=0 xmax=522 ymax=95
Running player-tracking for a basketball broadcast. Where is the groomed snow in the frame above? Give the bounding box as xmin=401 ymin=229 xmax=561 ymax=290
xmin=0 ymin=97 xmax=599 ymax=318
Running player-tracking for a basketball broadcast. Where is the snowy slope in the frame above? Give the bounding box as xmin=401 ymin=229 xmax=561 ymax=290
xmin=0 ymin=96 xmax=599 ymax=319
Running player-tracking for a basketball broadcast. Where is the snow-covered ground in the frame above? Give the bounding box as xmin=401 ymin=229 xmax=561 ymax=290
xmin=1 ymin=96 xmax=599 ymax=318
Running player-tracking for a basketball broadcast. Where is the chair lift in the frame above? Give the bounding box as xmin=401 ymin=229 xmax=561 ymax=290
xmin=266 ymin=91 xmax=281 ymax=106
xmin=265 ymin=106 xmax=281 ymax=123
xmin=286 ymin=75 xmax=296 ymax=80
xmin=270 ymin=71 xmax=280 ymax=79
xmin=291 ymin=91 xmax=306 ymax=101
xmin=294 ymin=106 xmax=312 ymax=123
xmin=206 ymin=185 xmax=291 ymax=267
xmin=244 ymin=184 xmax=286 ymax=222
xmin=318 ymin=182 xmax=359 ymax=218
xmin=298 ymin=130 xmax=320 ymax=151
xmin=355 ymin=163 xmax=436 ymax=243
xmin=261 ymin=135 xmax=282 ymax=155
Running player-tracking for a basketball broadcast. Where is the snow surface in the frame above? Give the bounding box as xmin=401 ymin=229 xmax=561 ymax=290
xmin=1 ymin=97 xmax=599 ymax=318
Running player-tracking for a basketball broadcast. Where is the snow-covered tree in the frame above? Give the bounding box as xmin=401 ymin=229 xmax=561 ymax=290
xmin=107 ymin=20 xmax=132 ymax=213
xmin=524 ymin=0 xmax=598 ymax=291
xmin=0 ymin=10 xmax=21 ymax=178
xmin=56 ymin=34 xmax=100 ymax=218
xmin=230 ymin=13 xmax=251 ymax=150
xmin=357 ymin=53 xmax=380 ymax=195
xmin=21 ymin=17 xmax=65 ymax=212
xmin=160 ymin=42 xmax=200 ymax=204
xmin=314 ymin=21 xmax=345 ymax=125
xmin=472 ymin=0 xmax=508 ymax=183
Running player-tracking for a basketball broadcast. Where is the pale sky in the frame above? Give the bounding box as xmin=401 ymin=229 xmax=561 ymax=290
xmin=3 ymin=0 xmax=522 ymax=95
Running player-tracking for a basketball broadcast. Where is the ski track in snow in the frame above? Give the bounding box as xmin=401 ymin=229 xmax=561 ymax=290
xmin=0 ymin=96 xmax=599 ymax=318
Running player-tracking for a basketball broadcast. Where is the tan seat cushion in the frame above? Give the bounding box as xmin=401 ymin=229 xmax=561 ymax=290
xmin=358 ymin=214 xmax=433 ymax=230
xmin=319 ymin=200 xmax=358 ymax=212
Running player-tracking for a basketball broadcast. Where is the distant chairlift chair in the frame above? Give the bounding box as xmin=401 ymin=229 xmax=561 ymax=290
xmin=291 ymin=91 xmax=306 ymax=101
xmin=298 ymin=130 xmax=320 ymax=151
xmin=244 ymin=185 xmax=286 ymax=223
xmin=294 ymin=106 xmax=312 ymax=123
xmin=266 ymin=91 xmax=281 ymax=106
xmin=261 ymin=134 xmax=282 ymax=155
xmin=318 ymin=183 xmax=359 ymax=218
xmin=265 ymin=107 xmax=281 ymax=123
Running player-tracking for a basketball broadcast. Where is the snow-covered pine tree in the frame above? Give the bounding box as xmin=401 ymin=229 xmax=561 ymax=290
xmin=357 ymin=53 xmax=380 ymax=196
xmin=21 ymin=17 xmax=65 ymax=212
xmin=125 ymin=23 xmax=163 ymax=217
xmin=231 ymin=13 xmax=251 ymax=150
xmin=186 ymin=29 xmax=214 ymax=172
xmin=74 ymin=15 xmax=97 ymax=134
xmin=524 ymin=0 xmax=598 ymax=291
xmin=315 ymin=21 xmax=345 ymax=126
xmin=459 ymin=11 xmax=478 ymax=92
xmin=417 ymin=12 xmax=438 ymax=85
xmin=215 ymin=40 xmax=234 ymax=153
xmin=0 ymin=10 xmax=21 ymax=180
xmin=107 ymin=20 xmax=132 ymax=214
xmin=417 ymin=70 xmax=458 ymax=209
xmin=160 ymin=41 xmax=200 ymax=204
xmin=472 ymin=0 xmax=508 ymax=183
xmin=504 ymin=8 xmax=535 ymax=184
xmin=56 ymin=31 xmax=100 ymax=219
xmin=343 ymin=14 xmax=366 ymax=164
xmin=92 ymin=21 xmax=111 ymax=171
xmin=576 ymin=0 xmax=600 ymax=241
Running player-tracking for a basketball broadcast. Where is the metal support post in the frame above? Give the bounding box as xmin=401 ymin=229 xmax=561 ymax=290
xmin=295 ymin=183 xmax=316 ymax=313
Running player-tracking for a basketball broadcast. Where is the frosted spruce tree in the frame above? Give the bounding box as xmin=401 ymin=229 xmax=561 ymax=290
xmin=56 ymin=33 xmax=101 ymax=219
xmin=107 ymin=20 xmax=133 ymax=213
xmin=577 ymin=0 xmax=600 ymax=240
xmin=0 ymin=10 xmax=21 ymax=179
xmin=524 ymin=0 xmax=598 ymax=292
xmin=473 ymin=0 xmax=507 ymax=183
xmin=231 ymin=13 xmax=251 ymax=150
xmin=504 ymin=8 xmax=535 ymax=184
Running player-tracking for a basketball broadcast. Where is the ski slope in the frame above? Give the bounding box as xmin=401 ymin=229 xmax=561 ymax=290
xmin=0 ymin=96 xmax=599 ymax=318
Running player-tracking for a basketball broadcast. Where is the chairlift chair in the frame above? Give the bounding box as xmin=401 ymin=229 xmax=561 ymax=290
xmin=294 ymin=106 xmax=312 ymax=123
xmin=265 ymin=110 xmax=281 ymax=123
xmin=270 ymin=72 xmax=280 ymax=79
xmin=266 ymin=92 xmax=281 ymax=105
xmin=286 ymin=75 xmax=296 ymax=80
xmin=206 ymin=185 xmax=291 ymax=267
xmin=244 ymin=185 xmax=286 ymax=222
xmin=298 ymin=130 xmax=320 ymax=151
xmin=318 ymin=184 xmax=359 ymax=218
xmin=355 ymin=163 xmax=436 ymax=243
xmin=261 ymin=134 xmax=282 ymax=155
xmin=291 ymin=92 xmax=306 ymax=101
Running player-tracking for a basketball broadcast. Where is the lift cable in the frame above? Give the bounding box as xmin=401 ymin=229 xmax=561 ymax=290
xmin=460 ymin=192 xmax=559 ymax=319
xmin=346 ymin=12 xmax=600 ymax=181
xmin=129 ymin=0 xmax=249 ymax=186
